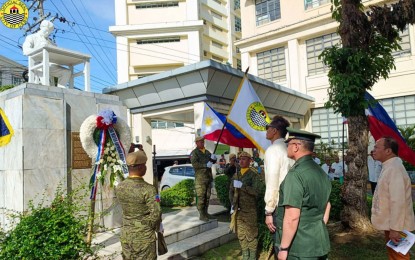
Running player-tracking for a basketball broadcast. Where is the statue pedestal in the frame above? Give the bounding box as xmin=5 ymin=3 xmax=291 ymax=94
xmin=0 ymin=83 xmax=126 ymax=230
xmin=26 ymin=45 xmax=91 ymax=91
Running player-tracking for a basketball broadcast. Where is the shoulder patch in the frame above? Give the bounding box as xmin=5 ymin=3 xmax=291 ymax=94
xmin=155 ymin=194 xmax=161 ymax=202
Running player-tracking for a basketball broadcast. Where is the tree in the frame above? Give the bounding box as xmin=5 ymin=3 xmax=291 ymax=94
xmin=320 ymin=0 xmax=415 ymax=231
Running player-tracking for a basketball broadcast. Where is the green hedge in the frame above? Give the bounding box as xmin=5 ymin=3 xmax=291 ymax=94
xmin=160 ymin=179 xmax=195 ymax=207
xmin=214 ymin=175 xmax=231 ymax=210
xmin=0 ymin=186 xmax=92 ymax=259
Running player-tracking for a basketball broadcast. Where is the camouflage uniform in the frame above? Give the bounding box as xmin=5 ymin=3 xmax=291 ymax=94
xmin=191 ymin=147 xmax=213 ymax=220
xmin=229 ymin=167 xmax=264 ymax=260
xmin=116 ymin=177 xmax=162 ymax=260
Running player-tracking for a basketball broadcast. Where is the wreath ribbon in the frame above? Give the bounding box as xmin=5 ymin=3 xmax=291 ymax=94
xmin=90 ymin=129 xmax=106 ymax=200
xmin=108 ymin=126 xmax=129 ymax=178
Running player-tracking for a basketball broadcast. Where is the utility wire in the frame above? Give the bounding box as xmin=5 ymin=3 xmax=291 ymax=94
xmin=69 ymin=0 xmax=117 ymax=72
xmin=50 ymin=0 xmax=117 ymax=83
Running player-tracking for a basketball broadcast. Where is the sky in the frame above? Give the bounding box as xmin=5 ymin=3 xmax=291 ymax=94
xmin=0 ymin=0 xmax=117 ymax=93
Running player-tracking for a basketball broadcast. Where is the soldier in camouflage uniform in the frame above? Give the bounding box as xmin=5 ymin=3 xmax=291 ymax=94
xmin=191 ymin=136 xmax=217 ymax=221
xmin=116 ymin=150 xmax=162 ymax=260
xmin=229 ymin=151 xmax=264 ymax=260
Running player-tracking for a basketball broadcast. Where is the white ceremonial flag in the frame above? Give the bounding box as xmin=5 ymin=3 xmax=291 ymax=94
xmin=227 ymin=76 xmax=271 ymax=153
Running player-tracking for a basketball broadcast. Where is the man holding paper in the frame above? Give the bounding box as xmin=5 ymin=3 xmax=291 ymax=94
xmin=371 ymin=137 xmax=415 ymax=259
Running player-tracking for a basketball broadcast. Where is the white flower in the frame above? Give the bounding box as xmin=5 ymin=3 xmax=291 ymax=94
xmin=110 ymin=163 xmax=114 ymax=167
xmin=105 ymin=148 xmax=110 ymax=153
xmin=104 ymin=164 xmax=108 ymax=171
xmin=79 ymin=115 xmax=131 ymax=161
xmin=114 ymin=180 xmax=119 ymax=186
xmin=99 ymin=159 xmax=104 ymax=164
xmin=97 ymin=172 xmax=102 ymax=178
xmin=111 ymin=146 xmax=115 ymax=151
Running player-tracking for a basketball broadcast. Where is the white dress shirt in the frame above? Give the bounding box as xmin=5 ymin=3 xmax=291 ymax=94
xmin=368 ymin=156 xmax=382 ymax=183
xmin=264 ymin=138 xmax=294 ymax=213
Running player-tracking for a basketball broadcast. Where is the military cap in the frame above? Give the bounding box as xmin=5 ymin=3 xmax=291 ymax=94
xmin=126 ymin=150 xmax=147 ymax=166
xmin=238 ymin=151 xmax=252 ymax=158
xmin=285 ymin=127 xmax=321 ymax=143
xmin=195 ymin=136 xmax=204 ymax=142
xmin=229 ymin=153 xmax=236 ymax=159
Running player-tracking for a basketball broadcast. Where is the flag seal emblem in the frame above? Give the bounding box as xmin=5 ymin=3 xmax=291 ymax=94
xmin=0 ymin=0 xmax=29 ymax=29
xmin=246 ymin=102 xmax=270 ymax=131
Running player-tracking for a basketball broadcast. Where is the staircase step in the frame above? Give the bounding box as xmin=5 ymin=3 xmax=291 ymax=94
xmin=159 ymin=222 xmax=237 ymax=259
xmin=164 ymin=218 xmax=218 ymax=245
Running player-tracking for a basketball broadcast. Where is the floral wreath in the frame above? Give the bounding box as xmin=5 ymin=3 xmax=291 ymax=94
xmin=80 ymin=109 xmax=131 ymax=199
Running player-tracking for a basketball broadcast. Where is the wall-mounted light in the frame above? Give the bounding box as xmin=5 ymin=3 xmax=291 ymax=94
xmin=135 ymin=136 xmax=140 ymax=143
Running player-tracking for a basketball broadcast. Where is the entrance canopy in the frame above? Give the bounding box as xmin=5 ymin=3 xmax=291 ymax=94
xmin=103 ymin=60 xmax=314 ymax=121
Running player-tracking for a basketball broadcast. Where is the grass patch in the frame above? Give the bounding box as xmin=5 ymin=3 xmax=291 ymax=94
xmin=200 ymin=222 xmax=391 ymax=259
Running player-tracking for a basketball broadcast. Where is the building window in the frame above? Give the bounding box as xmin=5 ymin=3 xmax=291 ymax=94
xmin=255 ymin=0 xmax=281 ymax=26
xmin=311 ymin=107 xmax=348 ymax=150
xmin=211 ymin=10 xmax=222 ymax=20
xmin=136 ymin=2 xmax=179 ymax=8
xmin=212 ymin=41 xmax=223 ymax=49
xmin=235 ymin=16 xmax=241 ymax=32
xmin=12 ymin=75 xmax=22 ymax=85
xmin=212 ymin=55 xmax=223 ymax=62
xmin=257 ymin=46 xmax=286 ymax=83
xmin=393 ymin=27 xmax=411 ymax=57
xmin=304 ymin=0 xmax=329 ymax=10
xmin=380 ymin=95 xmax=415 ymax=127
xmin=237 ymin=59 xmax=241 ymax=70
xmin=137 ymin=37 xmax=180 ymax=44
xmin=151 ymin=120 xmax=184 ymax=129
xmin=234 ymin=0 xmax=240 ymax=10
xmin=236 ymin=47 xmax=240 ymax=53
xmin=306 ymin=32 xmax=340 ymax=76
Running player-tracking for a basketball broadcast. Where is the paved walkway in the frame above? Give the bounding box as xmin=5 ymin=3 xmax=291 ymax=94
xmin=91 ymin=204 xmax=227 ymax=259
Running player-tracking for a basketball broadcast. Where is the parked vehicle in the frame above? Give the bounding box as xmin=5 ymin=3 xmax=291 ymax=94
xmin=160 ymin=164 xmax=195 ymax=191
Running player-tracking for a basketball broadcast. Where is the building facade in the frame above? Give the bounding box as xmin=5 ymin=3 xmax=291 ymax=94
xmin=237 ymin=0 xmax=415 ymax=148
xmin=0 ymin=55 xmax=25 ymax=87
xmin=110 ymin=0 xmax=242 ymax=84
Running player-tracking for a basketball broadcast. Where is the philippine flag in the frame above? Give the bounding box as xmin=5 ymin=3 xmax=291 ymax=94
xmin=201 ymin=103 xmax=255 ymax=148
xmin=365 ymin=92 xmax=415 ymax=166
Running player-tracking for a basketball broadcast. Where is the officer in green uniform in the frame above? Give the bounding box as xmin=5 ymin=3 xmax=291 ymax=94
xmin=116 ymin=150 xmax=162 ymax=260
xmin=275 ymin=128 xmax=331 ymax=260
xmin=224 ymin=153 xmax=238 ymax=179
xmin=191 ymin=136 xmax=217 ymax=221
xmin=229 ymin=151 xmax=264 ymax=260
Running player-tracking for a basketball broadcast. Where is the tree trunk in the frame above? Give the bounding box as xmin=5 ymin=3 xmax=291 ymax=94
xmin=340 ymin=115 xmax=373 ymax=232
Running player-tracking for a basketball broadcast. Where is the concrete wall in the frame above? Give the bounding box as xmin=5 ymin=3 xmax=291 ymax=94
xmin=0 ymin=83 xmax=127 ymax=230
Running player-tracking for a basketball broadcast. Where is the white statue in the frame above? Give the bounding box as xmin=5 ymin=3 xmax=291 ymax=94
xmin=23 ymin=20 xmax=71 ymax=88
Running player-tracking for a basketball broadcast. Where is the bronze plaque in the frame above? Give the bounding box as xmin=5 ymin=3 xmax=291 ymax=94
xmin=71 ymin=132 xmax=92 ymax=169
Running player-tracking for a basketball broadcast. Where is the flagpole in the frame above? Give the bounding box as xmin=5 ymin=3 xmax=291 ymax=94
xmin=213 ymin=68 xmax=249 ymax=154
xmin=213 ymin=118 xmax=227 ymax=154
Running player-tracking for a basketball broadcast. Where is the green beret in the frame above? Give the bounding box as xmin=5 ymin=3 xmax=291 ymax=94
xmin=238 ymin=151 xmax=252 ymax=158
xmin=195 ymin=136 xmax=204 ymax=142
xmin=285 ymin=127 xmax=321 ymax=143
xmin=126 ymin=150 xmax=147 ymax=165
